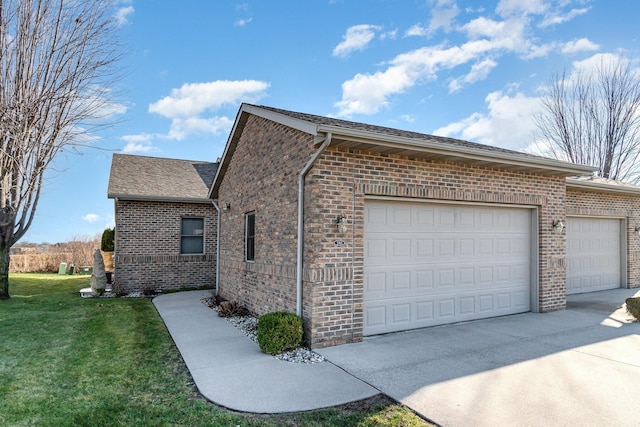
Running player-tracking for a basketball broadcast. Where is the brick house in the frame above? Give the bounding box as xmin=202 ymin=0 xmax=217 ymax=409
xmin=107 ymin=154 xmax=218 ymax=294
xmin=109 ymin=104 xmax=640 ymax=348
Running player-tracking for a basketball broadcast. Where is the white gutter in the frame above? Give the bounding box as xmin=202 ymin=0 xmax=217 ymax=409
xmin=566 ymin=177 xmax=640 ymax=195
xmin=296 ymin=132 xmax=332 ymax=316
xmin=316 ymin=124 xmax=598 ymax=176
xmin=211 ymin=200 xmax=221 ymax=296
xmin=107 ymin=194 xmax=212 ymax=204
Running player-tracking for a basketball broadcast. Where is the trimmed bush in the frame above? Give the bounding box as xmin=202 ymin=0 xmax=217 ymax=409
xmin=101 ymin=228 xmax=115 ymax=252
xmin=257 ymin=311 xmax=303 ymax=355
xmin=626 ymin=297 xmax=640 ymax=320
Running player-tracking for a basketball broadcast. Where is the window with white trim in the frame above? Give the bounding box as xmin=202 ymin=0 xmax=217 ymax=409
xmin=181 ymin=217 xmax=204 ymax=254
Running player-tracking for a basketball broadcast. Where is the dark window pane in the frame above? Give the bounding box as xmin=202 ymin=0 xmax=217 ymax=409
xmin=246 ymin=213 xmax=255 ymax=261
xmin=181 ymin=236 xmax=204 ymax=254
xmin=181 ymin=218 xmax=204 ymax=254
xmin=182 ymin=218 xmax=204 ymax=236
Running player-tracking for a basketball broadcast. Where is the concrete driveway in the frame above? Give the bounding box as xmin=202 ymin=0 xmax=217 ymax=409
xmin=317 ymin=288 xmax=640 ymax=427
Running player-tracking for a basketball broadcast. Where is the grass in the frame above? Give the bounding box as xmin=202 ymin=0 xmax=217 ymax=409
xmin=0 ymin=273 xmax=433 ymax=427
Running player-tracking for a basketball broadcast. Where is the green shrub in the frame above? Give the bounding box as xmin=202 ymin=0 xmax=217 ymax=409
xmin=101 ymin=228 xmax=115 ymax=252
xmin=257 ymin=311 xmax=303 ymax=355
xmin=626 ymin=297 xmax=640 ymax=320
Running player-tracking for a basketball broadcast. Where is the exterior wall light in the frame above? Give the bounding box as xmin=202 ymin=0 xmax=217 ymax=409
xmin=222 ymin=202 xmax=230 ymax=212
xmin=552 ymin=220 xmax=565 ymax=234
xmin=337 ymin=215 xmax=348 ymax=234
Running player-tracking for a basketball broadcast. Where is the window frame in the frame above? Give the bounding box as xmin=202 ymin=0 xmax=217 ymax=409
xmin=180 ymin=217 xmax=205 ymax=255
xmin=245 ymin=211 xmax=255 ymax=262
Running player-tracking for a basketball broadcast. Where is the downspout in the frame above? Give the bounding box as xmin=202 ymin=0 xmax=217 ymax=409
xmin=212 ymin=200 xmax=221 ymax=296
xmin=296 ymin=132 xmax=332 ymax=316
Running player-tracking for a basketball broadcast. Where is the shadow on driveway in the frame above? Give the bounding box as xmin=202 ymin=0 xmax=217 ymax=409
xmin=317 ymin=288 xmax=640 ymax=427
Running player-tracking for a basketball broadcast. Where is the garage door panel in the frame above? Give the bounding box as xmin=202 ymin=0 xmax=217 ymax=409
xmin=566 ymin=217 xmax=621 ymax=295
xmin=363 ymin=285 xmax=531 ymax=335
xmin=366 ymin=234 xmax=528 ymax=265
xmin=365 ymin=262 xmax=529 ymax=297
xmin=364 ymin=200 xmax=532 ymax=335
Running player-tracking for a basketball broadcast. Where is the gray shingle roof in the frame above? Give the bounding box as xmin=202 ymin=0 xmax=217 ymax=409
xmin=108 ymin=154 xmax=218 ymax=201
xmin=254 ymin=104 xmax=541 ymax=159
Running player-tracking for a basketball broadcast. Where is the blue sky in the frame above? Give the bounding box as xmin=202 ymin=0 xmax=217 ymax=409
xmin=24 ymin=0 xmax=639 ymax=243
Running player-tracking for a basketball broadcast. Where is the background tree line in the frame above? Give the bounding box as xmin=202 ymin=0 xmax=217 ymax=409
xmin=10 ymin=235 xmax=100 ymax=273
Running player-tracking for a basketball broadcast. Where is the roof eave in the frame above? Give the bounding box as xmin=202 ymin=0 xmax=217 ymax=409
xmin=109 ymin=194 xmax=213 ymax=204
xmin=566 ymin=178 xmax=640 ymax=195
xmin=318 ymin=124 xmax=598 ymax=177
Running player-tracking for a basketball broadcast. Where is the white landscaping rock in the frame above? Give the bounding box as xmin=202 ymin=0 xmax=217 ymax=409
xmin=203 ymin=298 xmax=325 ymax=364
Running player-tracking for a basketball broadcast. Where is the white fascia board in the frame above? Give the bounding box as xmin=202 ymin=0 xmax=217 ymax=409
xmin=109 ymin=194 xmax=212 ymax=204
xmin=566 ymin=178 xmax=640 ymax=195
xmin=318 ymin=124 xmax=597 ymax=176
xmin=242 ymin=104 xmax=320 ymax=136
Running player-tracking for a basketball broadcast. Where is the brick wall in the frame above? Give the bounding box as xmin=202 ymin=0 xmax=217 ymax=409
xmin=566 ymin=188 xmax=640 ymax=288
xmin=113 ymin=200 xmax=216 ymax=294
xmin=216 ymin=113 xmax=640 ymax=349
xmin=217 ymin=112 xmax=571 ymax=348
xmin=303 ymin=146 xmax=567 ymax=347
xmin=216 ymin=115 xmax=315 ymax=323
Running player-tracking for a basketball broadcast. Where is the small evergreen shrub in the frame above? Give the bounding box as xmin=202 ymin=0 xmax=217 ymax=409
xmin=101 ymin=228 xmax=115 ymax=252
xmin=625 ymin=297 xmax=640 ymax=320
xmin=257 ymin=311 xmax=303 ymax=355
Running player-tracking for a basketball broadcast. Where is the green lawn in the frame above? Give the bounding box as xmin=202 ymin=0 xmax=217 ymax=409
xmin=0 ymin=273 xmax=432 ymax=427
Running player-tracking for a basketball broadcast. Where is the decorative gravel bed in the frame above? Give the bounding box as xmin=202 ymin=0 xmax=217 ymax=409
xmin=202 ymin=298 xmax=325 ymax=364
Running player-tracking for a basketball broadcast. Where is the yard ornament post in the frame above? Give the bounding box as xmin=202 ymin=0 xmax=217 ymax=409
xmin=90 ymin=249 xmax=108 ymax=297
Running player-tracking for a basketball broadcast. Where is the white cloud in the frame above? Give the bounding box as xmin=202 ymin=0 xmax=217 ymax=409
xmin=167 ymin=116 xmax=234 ymax=140
xmin=561 ymin=38 xmax=600 ymax=55
xmin=522 ymin=42 xmax=557 ymax=59
xmin=540 ymin=7 xmax=590 ymax=28
xmin=333 ymin=25 xmax=381 ymax=57
xmin=114 ymin=6 xmax=134 ymax=27
xmin=235 ymin=17 xmax=253 ymax=27
xmin=334 ymin=0 xmax=599 ymax=117
xmin=82 ymin=214 xmax=100 ymax=223
xmin=380 ymin=29 xmax=398 ymax=40
xmin=122 ymin=142 xmax=154 ymax=153
xmin=405 ymin=1 xmax=458 ymax=38
xmin=121 ymin=133 xmax=156 ymax=153
xmin=496 ymin=0 xmax=547 ymax=17
xmin=429 ymin=3 xmax=459 ymax=32
xmin=149 ymin=80 xmax=269 ymax=119
xmin=147 ymin=80 xmax=268 ymax=140
xmin=449 ymin=58 xmax=498 ymax=93
xmin=405 ymin=24 xmax=430 ymax=38
xmin=433 ymin=89 xmax=542 ymax=150
xmin=571 ymin=52 xmax=628 ymax=76
xmin=335 ymin=34 xmax=518 ymax=116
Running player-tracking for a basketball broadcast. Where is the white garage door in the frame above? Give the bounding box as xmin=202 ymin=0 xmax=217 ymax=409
xmin=364 ymin=199 xmax=533 ymax=336
xmin=566 ymin=217 xmax=621 ymax=295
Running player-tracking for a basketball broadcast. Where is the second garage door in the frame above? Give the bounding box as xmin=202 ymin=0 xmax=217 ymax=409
xmin=364 ymin=199 xmax=534 ymax=336
xmin=566 ymin=217 xmax=622 ymax=295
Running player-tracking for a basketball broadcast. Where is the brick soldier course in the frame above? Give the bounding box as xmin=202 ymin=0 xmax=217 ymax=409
xmin=109 ymin=103 xmax=640 ymax=348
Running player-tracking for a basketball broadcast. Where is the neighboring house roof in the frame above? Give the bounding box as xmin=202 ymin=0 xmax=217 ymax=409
xmin=567 ymin=175 xmax=640 ymax=195
xmin=108 ymin=154 xmax=218 ymax=203
xmin=211 ymin=103 xmax=598 ymax=198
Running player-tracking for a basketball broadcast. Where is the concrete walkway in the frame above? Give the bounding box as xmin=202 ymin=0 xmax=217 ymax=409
xmin=153 ymin=290 xmax=378 ymax=413
xmin=155 ymin=288 xmax=640 ymax=425
xmin=317 ymin=288 xmax=640 ymax=427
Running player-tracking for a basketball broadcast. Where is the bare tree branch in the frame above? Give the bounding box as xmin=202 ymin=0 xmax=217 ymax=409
xmin=534 ymin=56 xmax=640 ymax=183
xmin=0 ymin=0 xmax=124 ymax=298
